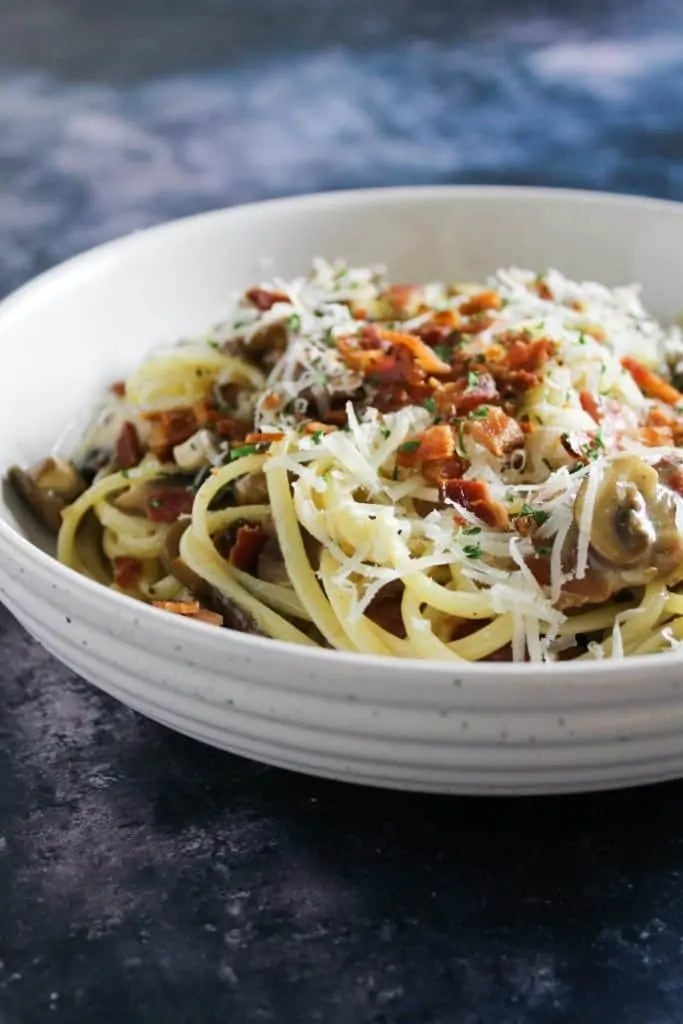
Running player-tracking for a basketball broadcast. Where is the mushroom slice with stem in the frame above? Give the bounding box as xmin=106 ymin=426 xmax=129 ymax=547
xmin=9 ymin=457 xmax=86 ymax=532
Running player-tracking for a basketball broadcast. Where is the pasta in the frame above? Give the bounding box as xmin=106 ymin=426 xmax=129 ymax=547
xmin=10 ymin=259 xmax=683 ymax=662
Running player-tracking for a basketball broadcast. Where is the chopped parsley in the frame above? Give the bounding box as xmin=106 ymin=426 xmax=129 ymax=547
xmin=578 ymin=332 xmax=587 ymax=346
xmin=469 ymin=405 xmax=490 ymax=420
xmin=462 ymin=542 xmax=482 ymax=559
xmin=434 ymin=344 xmax=452 ymax=363
xmin=311 ymin=430 xmax=324 ymax=445
xmin=467 ymin=370 xmax=479 ymax=387
xmin=580 ymin=429 xmax=605 ymax=461
xmin=398 ymin=439 xmax=421 ymax=453
xmin=423 ymin=396 xmax=437 ymax=414
xmin=463 ymin=526 xmax=482 ymax=535
xmin=380 ymin=427 xmax=391 ymax=439
xmin=537 ymin=545 xmax=552 ymax=556
xmin=288 ymin=313 xmax=301 ymax=331
xmin=519 ymin=503 xmax=550 ymax=526
xmin=229 ymin=443 xmax=258 ymax=460
xmin=207 ymin=339 xmax=220 ymax=350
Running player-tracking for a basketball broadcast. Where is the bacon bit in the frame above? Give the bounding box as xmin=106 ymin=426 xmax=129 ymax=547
xmin=115 ymin=421 xmax=143 ymax=470
xmin=396 ymin=426 xmax=456 ymax=469
xmin=417 ymin=424 xmax=455 ymax=462
xmin=506 ymin=337 xmax=555 ymax=373
xmin=145 ymin=485 xmax=194 ymax=523
xmin=439 ymin=478 xmax=509 ymax=529
xmin=658 ymin=461 xmax=683 ymax=495
xmin=459 ymin=290 xmax=503 ymax=316
xmin=622 ymin=356 xmax=682 ymax=406
xmin=110 ymin=380 xmax=126 ymax=397
xmin=376 ymin=328 xmax=452 ymax=374
xmin=434 ymin=373 xmax=499 ymax=418
xmin=639 ymin=425 xmax=674 ymax=447
xmin=534 ymin=279 xmax=553 ymax=301
xmin=579 ymin=390 xmax=601 ymax=423
xmin=322 ymin=409 xmax=349 ymax=426
xmin=244 ymin=432 xmax=285 ymax=444
xmin=467 ymin=406 xmax=524 ymax=457
xmin=152 ymin=600 xmax=223 ymax=627
xmin=245 ymin=287 xmax=289 ymax=311
xmin=302 ymin=421 xmax=335 ymax=435
xmin=113 ymin=556 xmax=142 ymax=589
xmin=228 ymin=523 xmax=267 ymax=573
xmin=145 ymin=408 xmax=198 ymax=459
xmin=194 ymin=400 xmax=248 ymax=440
xmin=352 ymin=306 xmax=368 ymax=320
xmin=415 ymin=309 xmax=461 ymax=346
xmin=262 ymin=391 xmax=282 ymax=411
xmin=421 ymin=455 xmax=469 ymax=485
xmin=384 ymin=284 xmax=424 ymax=317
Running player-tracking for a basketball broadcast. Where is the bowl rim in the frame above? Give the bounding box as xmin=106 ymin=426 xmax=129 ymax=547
xmin=2 ymin=182 xmax=683 ymax=680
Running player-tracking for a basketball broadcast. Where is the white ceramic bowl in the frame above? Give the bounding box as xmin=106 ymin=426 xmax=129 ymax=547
xmin=2 ymin=186 xmax=683 ymax=795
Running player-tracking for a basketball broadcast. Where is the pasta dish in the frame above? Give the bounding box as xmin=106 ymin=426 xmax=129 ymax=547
xmin=10 ymin=260 xmax=683 ymax=662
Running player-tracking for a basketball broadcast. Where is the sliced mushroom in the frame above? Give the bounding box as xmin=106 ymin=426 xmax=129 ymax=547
xmin=574 ymin=456 xmax=662 ymax=567
xmin=160 ymin=519 xmax=209 ymax=596
xmin=9 ymin=457 xmax=86 ymax=532
xmin=234 ymin=471 xmax=269 ymax=505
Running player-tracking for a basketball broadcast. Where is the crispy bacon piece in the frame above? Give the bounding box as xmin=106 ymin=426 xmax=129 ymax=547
xmin=506 ymin=337 xmax=555 ymax=373
xmin=145 ymin=484 xmax=194 ymax=523
xmin=110 ymin=380 xmax=126 ymax=397
xmin=115 ymin=421 xmax=143 ymax=470
xmin=383 ymin=284 xmax=425 ymax=318
xmin=397 ymin=425 xmax=457 ymax=468
xmin=459 ymin=290 xmax=502 ymax=316
xmin=421 ymin=455 xmax=469 ymax=485
xmin=433 ymin=373 xmax=499 ymax=418
xmin=467 ymin=407 xmax=524 ymax=457
xmin=579 ymin=390 xmax=601 ymax=423
xmin=245 ymin=287 xmax=289 ymax=311
xmin=439 ymin=478 xmax=509 ymax=529
xmin=622 ymin=356 xmax=682 ymax=406
xmin=113 ymin=556 xmax=142 ymax=590
xmin=146 ymin=408 xmax=198 ymax=459
xmin=152 ymin=600 xmax=224 ymax=626
xmin=228 ymin=523 xmax=267 ymax=573
xmin=376 ymin=328 xmax=452 ymax=374
xmin=244 ymin=432 xmax=285 ymax=444
xmin=414 ymin=309 xmax=461 ymax=347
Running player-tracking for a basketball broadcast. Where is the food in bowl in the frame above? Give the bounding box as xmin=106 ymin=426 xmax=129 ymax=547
xmin=9 ymin=259 xmax=683 ymax=662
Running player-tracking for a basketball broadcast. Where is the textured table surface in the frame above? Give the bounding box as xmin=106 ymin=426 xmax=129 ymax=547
xmin=2 ymin=2 xmax=683 ymax=1022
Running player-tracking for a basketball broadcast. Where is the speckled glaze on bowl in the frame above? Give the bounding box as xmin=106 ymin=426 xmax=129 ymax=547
xmin=2 ymin=186 xmax=683 ymax=795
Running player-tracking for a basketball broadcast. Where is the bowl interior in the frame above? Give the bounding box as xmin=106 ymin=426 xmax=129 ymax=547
xmin=1 ymin=186 xmax=681 ymax=551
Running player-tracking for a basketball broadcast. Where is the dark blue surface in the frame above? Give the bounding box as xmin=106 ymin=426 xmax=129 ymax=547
xmin=2 ymin=3 xmax=683 ymax=1021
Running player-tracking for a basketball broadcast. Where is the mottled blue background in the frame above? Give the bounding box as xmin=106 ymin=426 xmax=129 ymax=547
xmin=2 ymin=3 xmax=683 ymax=1023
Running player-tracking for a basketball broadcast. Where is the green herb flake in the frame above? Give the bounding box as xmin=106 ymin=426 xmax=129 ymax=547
xmin=467 ymin=370 xmax=479 ymax=388
xmin=537 ymin=545 xmax=552 ymax=556
xmin=578 ymin=332 xmax=587 ymax=346
xmin=229 ymin=444 xmax=258 ymax=461
xmin=380 ymin=427 xmax=391 ymax=439
xmin=434 ymin=344 xmax=452 ymax=363
xmin=311 ymin=430 xmax=324 ymax=445
xmin=469 ymin=405 xmax=490 ymax=420
xmin=423 ymin=396 xmax=437 ymax=414
xmin=207 ymin=339 xmax=220 ymax=350
xmin=462 ymin=542 xmax=482 ymax=559
xmin=398 ymin=439 xmax=421 ymax=454
xmin=463 ymin=526 xmax=482 ymax=535
xmin=288 ymin=313 xmax=301 ymax=331
xmin=519 ymin=502 xmax=550 ymax=526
